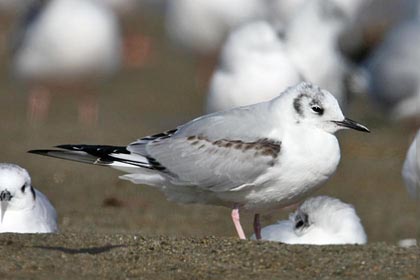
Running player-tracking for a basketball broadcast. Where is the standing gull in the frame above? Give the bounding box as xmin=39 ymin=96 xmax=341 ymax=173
xmin=251 ymin=196 xmax=367 ymax=245
xmin=29 ymin=82 xmax=369 ymax=239
xmin=0 ymin=163 xmax=58 ymax=233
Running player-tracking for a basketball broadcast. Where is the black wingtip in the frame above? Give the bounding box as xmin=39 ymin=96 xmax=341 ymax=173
xmin=27 ymin=147 xmax=106 ymax=166
xmin=29 ymin=145 xmax=76 ymax=154
xmin=28 ymin=149 xmax=52 ymax=155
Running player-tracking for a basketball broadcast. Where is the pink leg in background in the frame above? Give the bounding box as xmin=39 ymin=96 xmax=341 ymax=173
xmin=78 ymin=94 xmax=98 ymax=127
xmin=27 ymin=86 xmax=51 ymax=123
xmin=231 ymin=205 xmax=246 ymax=240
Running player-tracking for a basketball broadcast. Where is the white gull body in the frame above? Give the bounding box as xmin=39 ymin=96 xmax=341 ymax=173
xmin=252 ymin=196 xmax=367 ymax=245
xmin=0 ymin=164 xmax=58 ymax=233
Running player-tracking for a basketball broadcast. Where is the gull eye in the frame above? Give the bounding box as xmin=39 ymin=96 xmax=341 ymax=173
xmin=21 ymin=184 xmax=26 ymax=192
xmin=294 ymin=212 xmax=308 ymax=230
xmin=311 ymin=105 xmax=324 ymax=115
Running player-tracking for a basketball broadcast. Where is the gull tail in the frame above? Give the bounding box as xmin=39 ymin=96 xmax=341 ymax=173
xmin=28 ymin=144 xmax=155 ymax=172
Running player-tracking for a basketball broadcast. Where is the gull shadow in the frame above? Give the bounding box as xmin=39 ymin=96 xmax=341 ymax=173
xmin=34 ymin=244 xmax=126 ymax=255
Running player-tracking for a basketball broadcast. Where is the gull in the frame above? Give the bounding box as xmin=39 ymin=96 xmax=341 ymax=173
xmin=29 ymin=82 xmax=369 ymax=239
xmin=0 ymin=163 xmax=58 ymax=233
xmin=402 ymin=130 xmax=419 ymax=199
xmin=206 ymin=21 xmax=302 ymax=113
xmin=251 ymin=196 xmax=367 ymax=245
xmin=12 ymin=0 xmax=122 ymax=125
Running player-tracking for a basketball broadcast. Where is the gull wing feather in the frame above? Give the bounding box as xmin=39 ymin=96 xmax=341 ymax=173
xmin=128 ymin=102 xmax=282 ymax=192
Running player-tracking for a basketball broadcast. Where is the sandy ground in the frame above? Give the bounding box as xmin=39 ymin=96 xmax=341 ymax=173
xmin=0 ymin=233 xmax=418 ymax=279
xmin=0 ymin=9 xmax=418 ymax=279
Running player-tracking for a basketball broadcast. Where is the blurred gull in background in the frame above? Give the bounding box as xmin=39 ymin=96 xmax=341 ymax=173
xmin=398 ymin=130 xmax=419 ymax=247
xmin=12 ymin=0 xmax=122 ymax=125
xmin=206 ymin=21 xmax=302 ymax=113
xmin=402 ymin=130 xmax=419 ymax=199
xmin=206 ymin=0 xmax=368 ymax=113
xmin=0 ymin=163 xmax=58 ymax=233
xmin=251 ymin=196 xmax=367 ymax=245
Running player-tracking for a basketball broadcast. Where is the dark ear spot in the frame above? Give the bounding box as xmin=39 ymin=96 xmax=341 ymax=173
xmin=293 ymin=97 xmax=303 ymax=116
xmin=21 ymin=184 xmax=26 ymax=193
xmin=293 ymin=93 xmax=312 ymax=116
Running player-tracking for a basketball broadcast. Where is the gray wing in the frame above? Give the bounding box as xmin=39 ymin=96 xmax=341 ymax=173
xmin=128 ymin=103 xmax=282 ymax=192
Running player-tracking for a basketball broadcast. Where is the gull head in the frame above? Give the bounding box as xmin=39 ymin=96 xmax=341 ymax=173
xmin=0 ymin=164 xmax=35 ymax=222
xmin=291 ymin=196 xmax=367 ymax=244
xmin=276 ymin=82 xmax=370 ymax=134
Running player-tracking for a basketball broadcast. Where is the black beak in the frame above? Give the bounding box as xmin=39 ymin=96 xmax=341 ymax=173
xmin=333 ymin=118 xmax=370 ymax=133
xmin=0 ymin=190 xmax=12 ymax=202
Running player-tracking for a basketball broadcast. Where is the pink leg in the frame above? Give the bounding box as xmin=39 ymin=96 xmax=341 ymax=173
xmin=253 ymin=213 xmax=262 ymax=240
xmin=231 ymin=206 xmax=246 ymax=240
